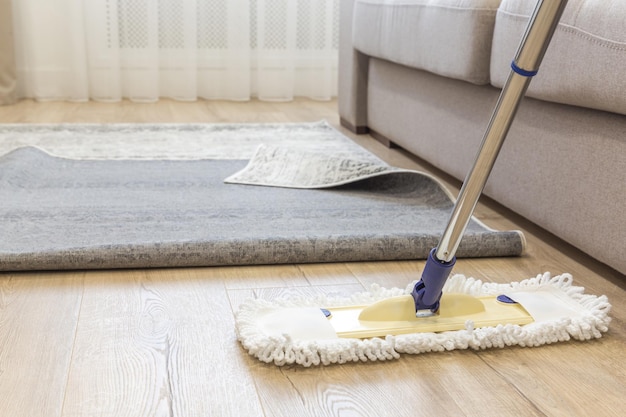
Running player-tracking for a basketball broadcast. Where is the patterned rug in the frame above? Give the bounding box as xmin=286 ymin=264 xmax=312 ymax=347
xmin=0 ymin=122 xmax=525 ymax=271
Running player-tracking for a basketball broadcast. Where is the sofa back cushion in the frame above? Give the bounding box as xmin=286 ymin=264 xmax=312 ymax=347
xmin=352 ymin=0 xmax=502 ymax=85
xmin=491 ymin=0 xmax=626 ymax=115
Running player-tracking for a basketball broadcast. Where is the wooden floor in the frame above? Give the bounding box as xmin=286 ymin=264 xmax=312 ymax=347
xmin=0 ymin=99 xmax=624 ymax=417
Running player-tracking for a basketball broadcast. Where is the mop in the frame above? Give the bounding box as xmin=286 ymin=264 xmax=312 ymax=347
xmin=235 ymin=0 xmax=612 ymax=366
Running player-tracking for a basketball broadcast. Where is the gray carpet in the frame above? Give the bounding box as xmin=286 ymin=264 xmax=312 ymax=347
xmin=0 ymin=145 xmax=524 ymax=271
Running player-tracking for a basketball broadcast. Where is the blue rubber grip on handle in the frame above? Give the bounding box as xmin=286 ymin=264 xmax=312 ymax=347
xmin=511 ymin=60 xmax=538 ymax=77
xmin=412 ymin=248 xmax=456 ymax=312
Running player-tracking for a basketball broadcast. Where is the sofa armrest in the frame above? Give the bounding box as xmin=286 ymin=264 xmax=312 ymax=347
xmin=338 ymin=0 xmax=369 ymax=134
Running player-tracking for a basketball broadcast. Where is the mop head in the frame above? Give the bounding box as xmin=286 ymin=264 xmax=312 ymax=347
xmin=235 ymin=273 xmax=611 ymax=367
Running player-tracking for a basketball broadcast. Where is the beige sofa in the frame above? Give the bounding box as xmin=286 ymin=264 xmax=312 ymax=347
xmin=339 ymin=0 xmax=626 ymax=275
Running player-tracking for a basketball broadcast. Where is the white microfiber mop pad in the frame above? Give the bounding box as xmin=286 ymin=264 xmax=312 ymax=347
xmin=235 ymin=273 xmax=611 ymax=367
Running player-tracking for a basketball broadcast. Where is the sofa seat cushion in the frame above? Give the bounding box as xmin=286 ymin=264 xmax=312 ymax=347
xmin=352 ymin=0 xmax=502 ymax=85
xmin=491 ymin=0 xmax=626 ymax=115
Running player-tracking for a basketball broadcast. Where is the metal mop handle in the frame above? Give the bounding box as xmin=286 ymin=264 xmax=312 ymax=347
xmin=412 ymin=0 xmax=569 ymax=315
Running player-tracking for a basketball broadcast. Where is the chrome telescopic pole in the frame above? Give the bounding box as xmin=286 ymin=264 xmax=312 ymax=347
xmin=435 ymin=0 xmax=569 ymax=263
xmin=413 ymin=0 xmax=570 ymax=314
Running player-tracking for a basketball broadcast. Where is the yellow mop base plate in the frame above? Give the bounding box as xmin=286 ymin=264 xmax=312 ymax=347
xmin=325 ymin=293 xmax=534 ymax=339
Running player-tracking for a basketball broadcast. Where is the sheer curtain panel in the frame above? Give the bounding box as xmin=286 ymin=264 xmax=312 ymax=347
xmin=12 ymin=0 xmax=339 ymax=102
xmin=0 ymin=0 xmax=17 ymax=105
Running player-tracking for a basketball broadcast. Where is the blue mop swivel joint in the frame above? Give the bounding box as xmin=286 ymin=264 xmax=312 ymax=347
xmin=412 ymin=248 xmax=456 ymax=316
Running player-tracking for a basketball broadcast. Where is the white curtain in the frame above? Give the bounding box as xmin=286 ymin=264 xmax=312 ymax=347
xmin=0 ymin=0 xmax=17 ymax=105
xmin=11 ymin=0 xmax=339 ymax=102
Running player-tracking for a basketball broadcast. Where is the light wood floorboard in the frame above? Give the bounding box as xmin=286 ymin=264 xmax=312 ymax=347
xmin=0 ymin=99 xmax=624 ymax=417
